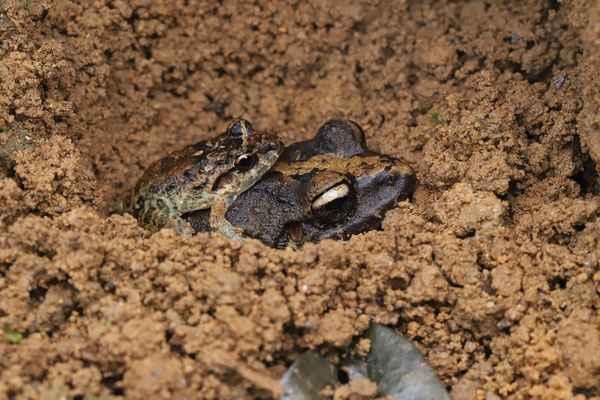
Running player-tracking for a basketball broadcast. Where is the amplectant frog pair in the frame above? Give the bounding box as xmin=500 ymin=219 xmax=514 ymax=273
xmin=125 ymin=119 xmax=416 ymax=247
xmin=184 ymin=120 xmax=416 ymax=248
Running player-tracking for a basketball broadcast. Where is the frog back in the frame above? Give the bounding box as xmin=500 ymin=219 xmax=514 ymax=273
xmin=130 ymin=138 xmax=226 ymax=212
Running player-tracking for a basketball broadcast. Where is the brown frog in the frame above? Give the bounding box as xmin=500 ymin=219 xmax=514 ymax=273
xmin=125 ymin=119 xmax=283 ymax=242
xmin=185 ymin=120 xmax=416 ymax=248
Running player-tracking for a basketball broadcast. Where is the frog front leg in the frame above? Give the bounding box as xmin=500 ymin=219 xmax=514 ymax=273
xmin=209 ymin=198 xmax=244 ymax=243
xmin=161 ymin=212 xmax=195 ymax=237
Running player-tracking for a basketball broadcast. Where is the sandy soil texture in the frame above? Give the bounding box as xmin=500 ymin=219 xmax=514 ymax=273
xmin=1 ymin=0 xmax=600 ymax=398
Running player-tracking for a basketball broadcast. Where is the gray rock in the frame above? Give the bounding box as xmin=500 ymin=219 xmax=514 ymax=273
xmin=365 ymin=323 xmax=451 ymax=400
xmin=280 ymin=350 xmax=337 ymax=400
xmin=279 ymin=323 xmax=451 ymax=399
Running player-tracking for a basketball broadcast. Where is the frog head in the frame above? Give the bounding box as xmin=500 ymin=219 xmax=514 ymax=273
xmin=201 ymin=119 xmax=284 ymax=198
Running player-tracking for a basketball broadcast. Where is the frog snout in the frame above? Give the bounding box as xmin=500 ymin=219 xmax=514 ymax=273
xmin=388 ymin=162 xmax=414 ymax=177
xmin=259 ymin=140 xmax=284 ymax=155
xmin=389 ymin=164 xmax=417 ymax=197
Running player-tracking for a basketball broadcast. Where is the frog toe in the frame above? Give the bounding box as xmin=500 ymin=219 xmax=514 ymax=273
xmin=213 ymin=222 xmax=244 ymax=243
xmin=179 ymin=226 xmax=194 ymax=237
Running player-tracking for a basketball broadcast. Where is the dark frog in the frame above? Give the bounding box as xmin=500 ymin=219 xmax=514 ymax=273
xmin=185 ymin=120 xmax=416 ymax=248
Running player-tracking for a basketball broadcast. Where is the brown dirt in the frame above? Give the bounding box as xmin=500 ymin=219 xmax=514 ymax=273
xmin=1 ymin=0 xmax=600 ymax=398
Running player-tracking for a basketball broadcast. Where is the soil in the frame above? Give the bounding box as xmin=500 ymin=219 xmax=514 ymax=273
xmin=1 ymin=0 xmax=600 ymax=399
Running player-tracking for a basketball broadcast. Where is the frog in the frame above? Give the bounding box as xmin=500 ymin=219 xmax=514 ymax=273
xmin=125 ymin=119 xmax=284 ymax=242
xmin=184 ymin=119 xmax=416 ymax=248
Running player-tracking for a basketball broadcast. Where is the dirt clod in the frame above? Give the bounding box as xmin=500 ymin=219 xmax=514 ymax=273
xmin=1 ymin=0 xmax=600 ymax=399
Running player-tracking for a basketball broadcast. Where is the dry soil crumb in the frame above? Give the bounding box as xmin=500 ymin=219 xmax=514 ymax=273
xmin=333 ymin=378 xmax=378 ymax=400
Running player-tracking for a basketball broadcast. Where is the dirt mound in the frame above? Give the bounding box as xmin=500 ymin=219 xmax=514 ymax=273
xmin=1 ymin=0 xmax=600 ymax=398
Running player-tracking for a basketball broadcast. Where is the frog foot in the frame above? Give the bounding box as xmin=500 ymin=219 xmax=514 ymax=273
xmin=162 ymin=214 xmax=194 ymax=237
xmin=209 ymin=199 xmax=244 ymax=244
xmin=142 ymin=208 xmax=194 ymax=237
xmin=213 ymin=220 xmax=245 ymax=244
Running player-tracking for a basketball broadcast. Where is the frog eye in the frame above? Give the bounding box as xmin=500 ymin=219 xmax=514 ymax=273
xmin=311 ymin=183 xmax=355 ymax=223
xmin=285 ymin=222 xmax=305 ymax=247
xmin=234 ymin=153 xmax=258 ymax=172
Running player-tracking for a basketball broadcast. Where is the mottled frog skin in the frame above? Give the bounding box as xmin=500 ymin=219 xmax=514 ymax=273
xmin=126 ymin=119 xmax=283 ymax=241
xmin=185 ymin=120 xmax=416 ymax=248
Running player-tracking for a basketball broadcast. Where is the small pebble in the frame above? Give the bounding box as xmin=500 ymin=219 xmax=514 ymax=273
xmin=553 ymin=76 xmax=565 ymax=90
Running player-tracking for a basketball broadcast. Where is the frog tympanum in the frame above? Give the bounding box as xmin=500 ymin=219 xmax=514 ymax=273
xmin=125 ymin=119 xmax=283 ymax=242
xmin=185 ymin=120 xmax=416 ymax=248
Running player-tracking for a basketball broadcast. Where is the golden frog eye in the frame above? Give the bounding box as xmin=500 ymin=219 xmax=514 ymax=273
xmin=311 ymin=182 xmax=355 ymax=223
xmin=234 ymin=153 xmax=258 ymax=172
